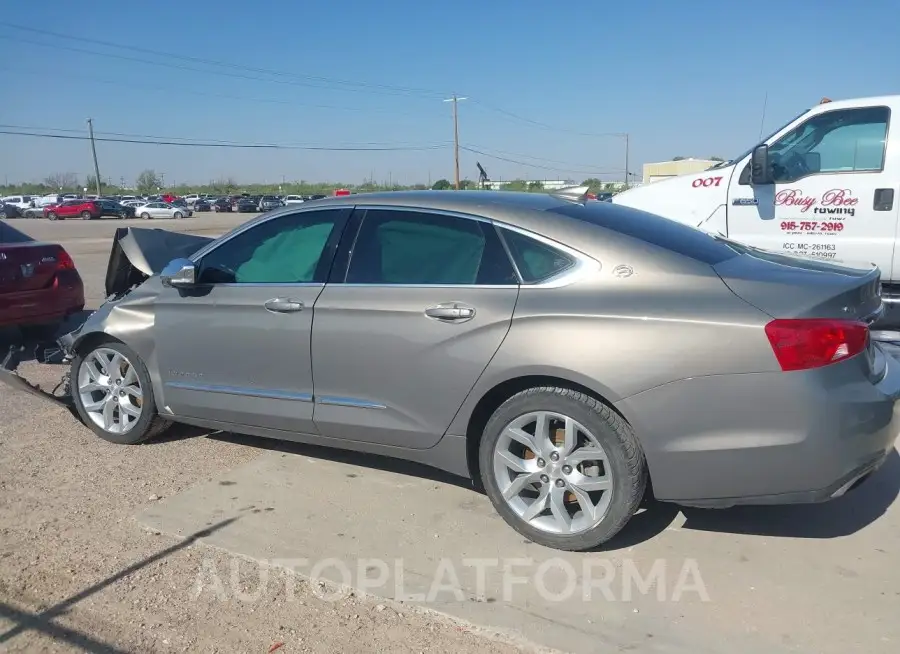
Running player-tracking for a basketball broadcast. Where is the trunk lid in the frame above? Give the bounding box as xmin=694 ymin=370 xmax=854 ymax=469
xmin=0 ymin=223 xmax=64 ymax=294
xmin=713 ymin=247 xmax=882 ymax=323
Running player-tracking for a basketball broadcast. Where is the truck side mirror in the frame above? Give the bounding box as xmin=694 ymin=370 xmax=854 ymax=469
xmin=750 ymin=144 xmax=773 ymax=185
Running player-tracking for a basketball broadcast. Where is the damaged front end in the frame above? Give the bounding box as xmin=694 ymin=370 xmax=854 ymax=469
xmin=1 ymin=226 xmax=213 ymax=408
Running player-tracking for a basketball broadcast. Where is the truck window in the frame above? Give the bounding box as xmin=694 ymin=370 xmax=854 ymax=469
xmin=768 ymin=106 xmax=889 ymax=183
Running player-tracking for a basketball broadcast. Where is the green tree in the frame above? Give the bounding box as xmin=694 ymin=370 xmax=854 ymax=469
xmin=136 ymin=169 xmax=162 ymax=194
xmin=672 ymin=156 xmax=687 ymax=161
xmin=709 ymin=156 xmax=724 ymax=161
xmin=527 ymin=180 xmax=544 ymax=191
xmin=431 ymin=179 xmax=452 ymax=190
xmin=581 ymin=178 xmax=605 ymax=193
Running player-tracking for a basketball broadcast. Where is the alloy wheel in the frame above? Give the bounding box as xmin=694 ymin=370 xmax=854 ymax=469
xmin=492 ymin=411 xmax=613 ymax=535
xmin=77 ymin=347 xmax=144 ymax=435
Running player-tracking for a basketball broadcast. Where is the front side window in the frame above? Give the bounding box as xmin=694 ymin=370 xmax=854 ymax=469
xmin=198 ymin=209 xmax=340 ymax=284
xmin=768 ymin=106 xmax=889 ymax=183
xmin=346 ymin=209 xmax=517 ymax=285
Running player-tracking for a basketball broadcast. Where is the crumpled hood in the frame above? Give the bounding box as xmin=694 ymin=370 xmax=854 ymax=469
xmin=104 ymin=227 xmax=213 ymax=297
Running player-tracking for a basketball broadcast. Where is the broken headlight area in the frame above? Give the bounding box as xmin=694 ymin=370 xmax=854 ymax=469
xmin=2 ymin=341 xmax=74 ymax=409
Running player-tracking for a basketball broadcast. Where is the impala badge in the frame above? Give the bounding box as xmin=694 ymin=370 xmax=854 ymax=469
xmin=612 ymin=264 xmax=634 ymax=278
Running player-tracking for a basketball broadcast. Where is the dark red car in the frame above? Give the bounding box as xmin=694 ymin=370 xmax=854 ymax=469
xmin=44 ymin=199 xmax=103 ymax=221
xmin=0 ymin=222 xmax=85 ymax=336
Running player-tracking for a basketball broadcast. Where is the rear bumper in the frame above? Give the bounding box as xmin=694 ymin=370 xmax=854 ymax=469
xmin=0 ymin=273 xmax=85 ymax=328
xmin=616 ymin=349 xmax=900 ymax=507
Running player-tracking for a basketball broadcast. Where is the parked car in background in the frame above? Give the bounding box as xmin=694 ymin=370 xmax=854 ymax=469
xmin=22 ymin=206 xmax=44 ymax=219
xmin=183 ymin=194 xmax=200 ymax=206
xmin=1 ymin=196 xmax=35 ymax=210
xmin=135 ymin=202 xmax=192 ymax=220
xmin=235 ymin=198 xmax=258 ymax=213
xmin=258 ymin=195 xmax=283 ymax=212
xmin=98 ymin=199 xmax=136 ymax=219
xmin=193 ymin=199 xmax=212 ymax=212
xmin=44 ymin=199 xmax=104 ymax=221
xmin=283 ymin=195 xmax=305 ymax=205
xmin=0 ymin=221 xmax=84 ymax=338
xmin=0 ymin=203 xmax=23 ymax=219
xmin=211 ymin=198 xmax=232 ymax=212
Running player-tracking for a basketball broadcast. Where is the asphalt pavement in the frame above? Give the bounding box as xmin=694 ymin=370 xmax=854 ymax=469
xmin=2 ymin=214 xmax=899 ymax=653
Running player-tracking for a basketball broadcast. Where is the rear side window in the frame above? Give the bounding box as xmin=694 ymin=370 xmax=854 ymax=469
xmin=346 ymin=209 xmax=517 ymax=285
xmin=499 ymin=228 xmax=574 ymax=283
xmin=549 ymin=202 xmax=740 ymax=265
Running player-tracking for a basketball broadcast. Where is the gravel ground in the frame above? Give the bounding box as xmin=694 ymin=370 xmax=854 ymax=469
xmin=0 ymin=358 xmax=542 ymax=654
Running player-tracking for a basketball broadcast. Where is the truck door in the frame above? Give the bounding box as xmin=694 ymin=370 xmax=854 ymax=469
xmin=726 ymin=104 xmax=897 ymax=274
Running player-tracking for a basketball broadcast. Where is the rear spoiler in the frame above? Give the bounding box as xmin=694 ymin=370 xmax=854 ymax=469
xmin=104 ymin=227 xmax=214 ymax=297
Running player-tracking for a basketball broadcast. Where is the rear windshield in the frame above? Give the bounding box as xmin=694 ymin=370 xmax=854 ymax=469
xmin=549 ymin=202 xmax=740 ymax=265
xmin=0 ymin=222 xmax=34 ymax=244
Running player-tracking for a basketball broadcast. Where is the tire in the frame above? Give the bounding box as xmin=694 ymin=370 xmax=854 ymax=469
xmin=70 ymin=340 xmax=171 ymax=445
xmin=173 ymin=211 xmax=183 ymax=220
xmin=48 ymin=212 xmax=58 ymax=221
xmin=0 ymin=211 xmax=6 ymax=220
xmin=478 ymin=387 xmax=647 ymax=551
xmin=141 ymin=212 xmax=151 ymax=220
xmin=80 ymin=211 xmax=92 ymax=220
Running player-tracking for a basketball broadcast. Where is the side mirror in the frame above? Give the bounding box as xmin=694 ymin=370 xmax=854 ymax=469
xmin=160 ymin=258 xmax=197 ymax=288
xmin=750 ymin=144 xmax=773 ymax=185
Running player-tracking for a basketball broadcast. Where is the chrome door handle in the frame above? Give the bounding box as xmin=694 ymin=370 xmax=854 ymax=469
xmin=424 ymin=302 xmax=476 ymax=322
xmin=264 ymin=298 xmax=304 ymax=313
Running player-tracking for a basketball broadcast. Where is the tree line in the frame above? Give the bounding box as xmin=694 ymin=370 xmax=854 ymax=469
xmin=2 ymin=169 xmax=623 ymax=197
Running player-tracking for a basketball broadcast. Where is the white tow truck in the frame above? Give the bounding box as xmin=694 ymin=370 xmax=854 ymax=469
xmin=613 ymin=95 xmax=900 ymax=324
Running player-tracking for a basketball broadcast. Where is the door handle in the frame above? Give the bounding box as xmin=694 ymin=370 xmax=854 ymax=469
xmin=424 ymin=302 xmax=476 ymax=322
xmin=874 ymin=188 xmax=895 ymax=212
xmin=264 ymin=298 xmax=304 ymax=313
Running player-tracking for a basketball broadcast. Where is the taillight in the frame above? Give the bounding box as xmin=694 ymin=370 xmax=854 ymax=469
xmin=55 ymin=248 xmax=76 ymax=271
xmin=764 ymin=319 xmax=868 ymax=372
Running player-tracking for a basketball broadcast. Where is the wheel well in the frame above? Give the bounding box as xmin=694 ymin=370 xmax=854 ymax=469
xmin=72 ymin=332 xmax=122 ymax=357
xmin=464 ymin=375 xmax=628 ymax=484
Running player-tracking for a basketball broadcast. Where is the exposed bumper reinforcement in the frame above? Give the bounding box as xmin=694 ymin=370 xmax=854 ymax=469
xmin=1 ymin=343 xmax=74 ymax=409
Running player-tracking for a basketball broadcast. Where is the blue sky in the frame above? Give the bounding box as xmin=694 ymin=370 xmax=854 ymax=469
xmin=1 ymin=0 xmax=896 ymax=187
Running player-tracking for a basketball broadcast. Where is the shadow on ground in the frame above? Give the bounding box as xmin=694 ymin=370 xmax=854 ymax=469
xmin=0 ymin=518 xmax=237 ymax=653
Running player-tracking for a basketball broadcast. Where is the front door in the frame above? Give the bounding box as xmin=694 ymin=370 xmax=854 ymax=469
xmin=155 ymin=206 xmax=350 ymax=433
xmin=727 ymin=104 xmax=898 ymax=274
xmin=311 ymin=207 xmax=520 ymax=449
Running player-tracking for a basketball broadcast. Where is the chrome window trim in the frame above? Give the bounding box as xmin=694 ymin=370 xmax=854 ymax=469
xmin=165 ymin=381 xmax=313 ymax=402
xmin=316 ymin=395 xmax=386 ymax=410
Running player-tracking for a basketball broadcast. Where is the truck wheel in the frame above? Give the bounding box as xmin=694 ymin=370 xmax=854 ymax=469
xmin=479 ymin=387 xmax=647 ymax=551
xmin=71 ymin=341 xmax=171 ymax=445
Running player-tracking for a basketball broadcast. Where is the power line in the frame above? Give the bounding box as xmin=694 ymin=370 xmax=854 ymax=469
xmin=0 ymin=129 xmax=449 ymax=151
xmin=0 ymin=22 xmax=447 ymax=98
xmin=469 ymin=100 xmax=628 ymax=139
xmin=460 ymin=146 xmax=622 ymax=177
xmin=0 ymin=124 xmax=448 ymax=148
xmin=0 ymin=33 xmax=436 ymax=100
xmin=0 ymin=66 xmax=428 ymax=117
xmin=466 ymin=145 xmax=619 ymax=170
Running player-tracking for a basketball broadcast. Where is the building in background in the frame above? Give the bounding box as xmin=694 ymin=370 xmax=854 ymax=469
xmin=482 ymin=179 xmax=575 ymax=191
xmin=642 ymin=159 xmax=718 ymax=184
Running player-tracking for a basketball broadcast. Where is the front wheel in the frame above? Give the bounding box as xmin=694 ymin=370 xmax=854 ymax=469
xmin=71 ymin=341 xmax=171 ymax=444
xmin=173 ymin=211 xmax=183 ymax=220
xmin=0 ymin=211 xmax=6 ymax=220
xmin=47 ymin=212 xmax=58 ymax=221
xmin=479 ymin=387 xmax=647 ymax=551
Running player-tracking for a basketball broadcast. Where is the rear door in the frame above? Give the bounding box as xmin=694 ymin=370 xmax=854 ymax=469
xmin=311 ymin=206 xmax=520 ymax=449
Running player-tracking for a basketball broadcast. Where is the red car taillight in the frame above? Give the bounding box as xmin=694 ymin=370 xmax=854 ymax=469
xmin=55 ymin=248 xmax=76 ymax=271
xmin=764 ymin=319 xmax=868 ymax=372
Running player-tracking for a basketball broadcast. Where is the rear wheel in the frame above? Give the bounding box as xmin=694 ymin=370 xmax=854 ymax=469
xmin=479 ymin=387 xmax=647 ymax=551
xmin=80 ymin=211 xmax=92 ymax=220
xmin=141 ymin=212 xmax=151 ymax=220
xmin=71 ymin=341 xmax=171 ymax=445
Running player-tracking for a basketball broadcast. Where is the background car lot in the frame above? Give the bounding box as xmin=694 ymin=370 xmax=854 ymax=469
xmin=1 ymin=214 xmax=900 ymax=653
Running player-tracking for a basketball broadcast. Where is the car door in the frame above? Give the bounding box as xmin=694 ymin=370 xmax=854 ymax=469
xmin=727 ymin=104 xmax=897 ymax=273
xmin=150 ymin=203 xmax=168 ymax=219
xmin=154 ymin=206 xmax=351 ymax=432
xmin=311 ymin=206 xmax=520 ymax=449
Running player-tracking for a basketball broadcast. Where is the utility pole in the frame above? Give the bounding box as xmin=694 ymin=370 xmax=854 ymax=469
xmin=87 ymin=119 xmax=102 ymax=196
xmin=444 ymin=94 xmax=467 ymax=189
xmin=624 ymin=133 xmax=630 ymax=189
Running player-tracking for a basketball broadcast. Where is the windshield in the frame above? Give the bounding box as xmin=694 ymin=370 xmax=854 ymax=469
xmin=710 ymin=108 xmax=811 ymax=169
